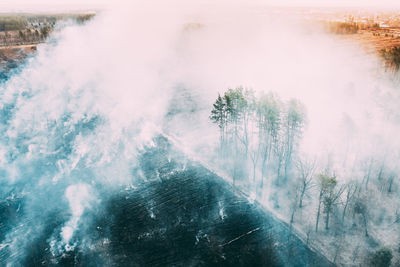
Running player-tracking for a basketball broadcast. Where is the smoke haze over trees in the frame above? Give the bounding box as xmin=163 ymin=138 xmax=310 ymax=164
xmin=1 ymin=1 xmax=400 ymax=266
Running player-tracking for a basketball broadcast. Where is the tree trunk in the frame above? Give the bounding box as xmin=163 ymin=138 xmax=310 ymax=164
xmin=219 ymin=127 xmax=224 ymax=157
xmin=260 ymin=173 xmax=264 ymax=190
xmin=363 ymin=214 xmax=368 ymax=237
xmin=342 ymin=201 xmax=348 ymax=224
xmin=260 ymin=142 xmax=271 ymax=189
xmin=378 ymin=165 xmax=384 ymax=181
xmin=253 ymin=161 xmax=257 ymax=183
xmin=284 ymin=160 xmax=290 ymax=180
xmin=290 ymin=207 xmax=296 ymax=230
xmin=277 ymin=165 xmax=281 ymax=185
xmin=243 ymin=116 xmax=248 ymax=159
xmin=365 ymin=159 xmax=372 ymax=190
xmin=299 ymin=186 xmax=306 ymax=208
xmin=388 ymin=175 xmax=394 ymax=193
xmin=276 ymin=157 xmax=283 ymax=185
xmin=261 ymin=152 xmax=268 ymax=187
xmin=315 ymin=190 xmax=322 ymax=232
xmin=325 ymin=209 xmax=330 ymax=230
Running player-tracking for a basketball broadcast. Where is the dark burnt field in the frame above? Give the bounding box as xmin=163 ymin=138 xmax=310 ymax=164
xmin=1 ymin=137 xmax=333 ymax=266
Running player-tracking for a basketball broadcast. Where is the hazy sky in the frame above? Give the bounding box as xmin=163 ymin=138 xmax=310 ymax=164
xmin=274 ymin=0 xmax=400 ymax=7
xmin=1 ymin=0 xmax=400 ymax=12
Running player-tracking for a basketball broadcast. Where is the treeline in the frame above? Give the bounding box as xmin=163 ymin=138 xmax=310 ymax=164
xmin=0 ymin=16 xmax=27 ymax=31
xmin=0 ymin=14 xmax=95 ymax=31
xmin=325 ymin=21 xmax=382 ymax=35
xmin=0 ymin=13 xmax=95 ymax=46
xmin=380 ymin=46 xmax=400 ymax=71
xmin=210 ymin=87 xmax=306 ymax=188
xmin=74 ymin=14 xmax=96 ymax=24
xmin=326 ymin=21 xmax=360 ymax=34
xmin=210 ymin=87 xmax=399 ymax=266
xmin=0 ymin=27 xmax=51 ymax=46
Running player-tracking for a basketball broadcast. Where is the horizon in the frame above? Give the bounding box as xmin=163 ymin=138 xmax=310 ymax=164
xmin=1 ymin=0 xmax=400 ymax=13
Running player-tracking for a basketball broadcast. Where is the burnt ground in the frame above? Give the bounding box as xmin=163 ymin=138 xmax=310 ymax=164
xmin=0 ymin=136 xmax=334 ymax=266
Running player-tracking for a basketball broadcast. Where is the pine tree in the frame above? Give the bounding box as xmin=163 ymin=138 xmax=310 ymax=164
xmin=210 ymin=94 xmax=227 ymax=152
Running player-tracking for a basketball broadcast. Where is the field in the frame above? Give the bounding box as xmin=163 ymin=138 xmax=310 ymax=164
xmin=311 ymin=9 xmax=400 ymax=70
xmin=0 ymin=13 xmax=94 ymax=78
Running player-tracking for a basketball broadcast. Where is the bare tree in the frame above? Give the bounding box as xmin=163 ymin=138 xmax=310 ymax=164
xmin=305 ymin=225 xmax=313 ymax=246
xmin=362 ymin=157 xmax=374 ymax=190
xmin=315 ymin=179 xmax=324 ymax=232
xmin=289 ymin=183 xmax=300 ymax=229
xmin=323 ymin=182 xmax=345 ymax=230
xmin=275 ymin=136 xmax=286 ymax=185
xmin=354 ymin=198 xmax=369 ymax=237
xmin=256 ymin=93 xmax=281 ymax=188
xmin=249 ymin=140 xmax=260 ymax=183
xmin=388 ymin=171 xmax=396 ymax=193
xmin=315 ymin=173 xmax=344 ymax=231
xmin=283 ymin=99 xmax=306 ymax=180
xmin=342 ymin=182 xmax=358 ymax=224
xmin=295 ymin=156 xmax=316 ymax=208
xmin=333 ymin=232 xmax=345 ymax=264
xmin=377 ymin=162 xmax=385 ymax=181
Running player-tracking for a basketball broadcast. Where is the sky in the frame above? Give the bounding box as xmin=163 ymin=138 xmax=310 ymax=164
xmin=274 ymin=0 xmax=400 ymax=7
xmin=1 ymin=0 xmax=400 ymax=12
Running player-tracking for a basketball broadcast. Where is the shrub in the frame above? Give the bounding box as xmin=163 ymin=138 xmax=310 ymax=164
xmin=370 ymin=247 xmax=393 ymax=267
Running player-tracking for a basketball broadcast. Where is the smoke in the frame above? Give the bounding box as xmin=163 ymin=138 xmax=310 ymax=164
xmin=1 ymin=1 xmax=400 ymax=264
xmin=158 ymin=4 xmax=400 ymax=181
xmin=0 ymin=5 xmax=186 ymax=262
xmin=46 ymin=183 xmax=97 ymax=255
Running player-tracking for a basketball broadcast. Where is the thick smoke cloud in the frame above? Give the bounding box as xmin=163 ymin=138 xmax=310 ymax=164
xmin=159 ymin=4 xmax=400 ymax=181
xmin=0 ymin=6 xmax=185 ymax=261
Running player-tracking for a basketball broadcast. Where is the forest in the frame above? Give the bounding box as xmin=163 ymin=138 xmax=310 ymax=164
xmin=210 ymin=87 xmax=398 ymax=266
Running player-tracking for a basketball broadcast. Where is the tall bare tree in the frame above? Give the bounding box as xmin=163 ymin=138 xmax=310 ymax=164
xmin=295 ymin=156 xmax=316 ymax=208
xmin=342 ymin=181 xmax=358 ymax=224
